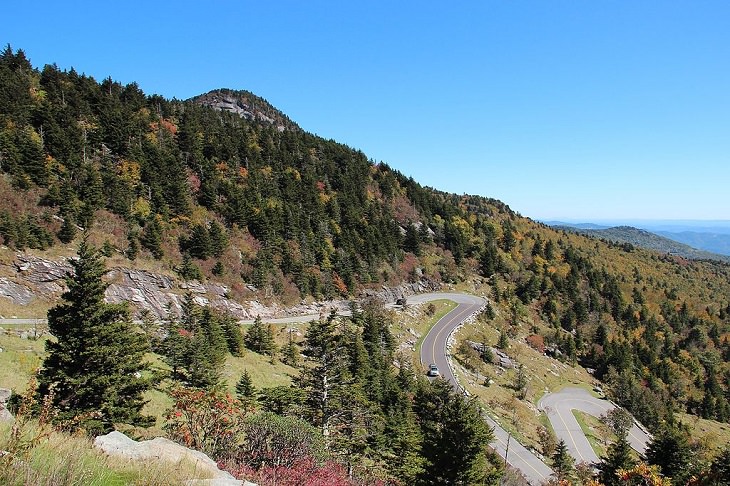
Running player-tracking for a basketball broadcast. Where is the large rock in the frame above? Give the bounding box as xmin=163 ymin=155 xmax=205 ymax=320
xmin=94 ymin=431 xmax=249 ymax=484
xmin=0 ymin=388 xmax=13 ymax=422
xmin=0 ymin=277 xmax=35 ymax=305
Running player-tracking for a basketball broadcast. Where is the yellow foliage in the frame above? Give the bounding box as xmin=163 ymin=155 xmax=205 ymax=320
xmin=118 ymin=159 xmax=141 ymax=184
xmin=284 ymin=167 xmax=301 ymax=181
xmin=259 ymin=165 xmax=273 ymax=177
xmin=318 ymin=192 xmax=331 ymax=205
xmin=132 ymin=197 xmax=151 ymax=220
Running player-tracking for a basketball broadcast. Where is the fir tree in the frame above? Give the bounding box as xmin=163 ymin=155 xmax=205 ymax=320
xmin=236 ymin=369 xmax=257 ymax=409
xmin=281 ymin=329 xmax=301 ymax=367
xmin=244 ymin=316 xmax=276 ymax=356
xmin=497 ymin=329 xmax=509 ymax=349
xmin=414 ymin=378 xmax=495 ymax=484
xmin=551 ymin=439 xmax=575 ymax=482
xmin=208 ymin=220 xmax=228 ymax=258
xmin=141 ymin=215 xmax=163 ymax=259
xmin=646 ymin=424 xmax=695 ymax=485
xmin=57 ymin=215 xmax=77 ymax=243
xmin=36 ymin=237 xmax=151 ymax=433
xmin=598 ymin=436 xmax=636 ymax=486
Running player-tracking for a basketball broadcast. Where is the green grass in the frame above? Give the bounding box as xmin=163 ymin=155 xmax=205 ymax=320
xmin=573 ymin=410 xmax=608 ymax=459
xmin=0 ymin=332 xmax=46 ymax=392
xmin=222 ymin=350 xmax=299 ymax=392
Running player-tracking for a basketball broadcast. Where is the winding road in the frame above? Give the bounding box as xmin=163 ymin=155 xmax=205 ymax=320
xmin=415 ymin=293 xmax=554 ymax=485
xmin=538 ymin=387 xmax=650 ymax=464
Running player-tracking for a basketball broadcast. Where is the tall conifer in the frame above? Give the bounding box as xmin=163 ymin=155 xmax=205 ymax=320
xmin=37 ymin=237 xmax=151 ymax=433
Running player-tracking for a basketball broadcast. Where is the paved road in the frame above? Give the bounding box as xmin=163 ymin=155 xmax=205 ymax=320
xmin=417 ymin=293 xmax=554 ymax=486
xmin=538 ymin=387 xmax=651 ymax=464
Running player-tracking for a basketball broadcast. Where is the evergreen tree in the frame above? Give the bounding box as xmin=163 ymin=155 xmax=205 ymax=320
xmin=414 ymin=378 xmax=495 ymax=485
xmin=36 ymin=238 xmax=151 ymax=433
xmin=297 ymin=312 xmax=352 ymax=442
xmin=244 ymin=316 xmax=276 ymax=356
xmin=281 ymin=329 xmax=301 ymax=367
xmin=646 ymin=424 xmax=695 ymax=485
xmin=161 ymin=296 xmax=227 ymax=388
xmin=219 ymin=314 xmax=244 ymax=356
xmin=208 ymin=220 xmax=228 ymax=258
xmin=236 ymin=369 xmax=258 ymax=409
xmin=598 ymin=436 xmax=636 ymax=486
xmin=551 ymin=439 xmax=575 ymax=482
xmin=177 ymin=252 xmax=203 ymax=281
xmin=497 ymin=329 xmax=509 ymax=349
xmin=57 ymin=215 xmax=77 ymax=243
xmin=708 ymin=446 xmax=730 ymax=485
xmin=185 ymin=223 xmax=212 ymax=259
xmin=141 ymin=215 xmax=164 ymax=259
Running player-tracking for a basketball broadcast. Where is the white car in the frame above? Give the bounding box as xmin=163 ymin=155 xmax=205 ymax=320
xmin=427 ymin=363 xmax=440 ymax=377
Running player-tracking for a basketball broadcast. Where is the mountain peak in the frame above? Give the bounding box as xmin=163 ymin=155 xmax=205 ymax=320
xmin=190 ymin=88 xmax=299 ymax=132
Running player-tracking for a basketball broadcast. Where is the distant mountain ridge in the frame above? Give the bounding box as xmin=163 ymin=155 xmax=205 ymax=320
xmin=551 ymin=223 xmax=730 ymax=263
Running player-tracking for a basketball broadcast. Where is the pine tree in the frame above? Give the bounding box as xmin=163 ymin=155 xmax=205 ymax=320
xmin=36 ymin=238 xmax=151 ymax=433
xmin=141 ymin=215 xmax=164 ymax=259
xmin=497 ymin=329 xmax=509 ymax=349
xmin=281 ymin=329 xmax=300 ymax=367
xmin=58 ymin=215 xmax=77 ymax=243
xmin=244 ymin=316 xmax=276 ymax=356
xmin=219 ymin=314 xmax=244 ymax=356
xmin=646 ymin=424 xmax=695 ymax=485
xmin=414 ymin=378 xmax=495 ymax=484
xmin=598 ymin=436 xmax=636 ymax=486
xmin=208 ymin=220 xmax=228 ymax=258
xmin=551 ymin=439 xmax=575 ymax=482
xmin=161 ymin=296 xmax=227 ymax=388
xmin=236 ymin=369 xmax=257 ymax=410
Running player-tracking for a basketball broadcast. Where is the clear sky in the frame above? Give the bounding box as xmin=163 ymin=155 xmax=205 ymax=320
xmin=4 ymin=1 xmax=729 ymax=221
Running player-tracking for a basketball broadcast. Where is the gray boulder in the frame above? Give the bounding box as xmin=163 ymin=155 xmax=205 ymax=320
xmin=0 ymin=388 xmax=13 ymax=422
xmin=94 ymin=431 xmax=245 ymax=484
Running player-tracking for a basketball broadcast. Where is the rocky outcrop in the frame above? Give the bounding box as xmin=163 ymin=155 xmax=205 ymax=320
xmin=0 ymin=388 xmax=13 ymax=422
xmin=1 ymin=253 xmax=439 ymax=323
xmin=360 ymin=278 xmax=441 ymax=304
xmin=0 ymin=278 xmax=34 ymax=305
xmin=13 ymin=255 xmax=71 ymax=298
xmin=94 ymin=431 xmax=254 ymax=485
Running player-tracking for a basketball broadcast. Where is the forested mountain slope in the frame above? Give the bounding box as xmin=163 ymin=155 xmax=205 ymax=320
xmin=1 ymin=45 xmax=729 ymax=434
xmin=553 ymin=224 xmax=730 ymax=263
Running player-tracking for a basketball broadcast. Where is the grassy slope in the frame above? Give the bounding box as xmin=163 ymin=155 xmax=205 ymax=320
xmin=0 ymin=421 xmax=218 ymax=485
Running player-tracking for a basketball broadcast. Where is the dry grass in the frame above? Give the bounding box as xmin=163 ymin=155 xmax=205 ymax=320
xmin=0 ymin=420 xmax=218 ymax=485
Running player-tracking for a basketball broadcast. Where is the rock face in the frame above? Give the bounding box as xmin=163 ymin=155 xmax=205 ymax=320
xmin=0 ymin=388 xmax=13 ymax=422
xmin=1 ymin=253 xmax=439 ymax=323
xmin=94 ymin=431 xmax=254 ymax=485
xmin=360 ymin=279 xmax=440 ymax=304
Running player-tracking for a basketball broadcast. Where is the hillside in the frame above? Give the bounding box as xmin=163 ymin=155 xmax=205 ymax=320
xmin=552 ymin=224 xmax=730 ymax=263
xmin=656 ymin=230 xmax=730 ymax=257
xmin=1 ymin=46 xmax=730 ymax=482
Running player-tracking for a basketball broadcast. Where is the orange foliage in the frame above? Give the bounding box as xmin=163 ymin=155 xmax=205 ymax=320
xmin=332 ymin=271 xmax=348 ymax=295
xmin=526 ymin=334 xmax=546 ymax=353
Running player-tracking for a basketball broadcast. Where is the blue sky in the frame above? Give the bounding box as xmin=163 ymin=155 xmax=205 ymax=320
xmin=4 ymin=1 xmax=729 ymax=221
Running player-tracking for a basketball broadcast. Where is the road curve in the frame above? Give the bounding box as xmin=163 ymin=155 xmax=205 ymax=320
xmin=416 ymin=293 xmax=554 ymax=486
xmin=538 ymin=387 xmax=650 ymax=464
